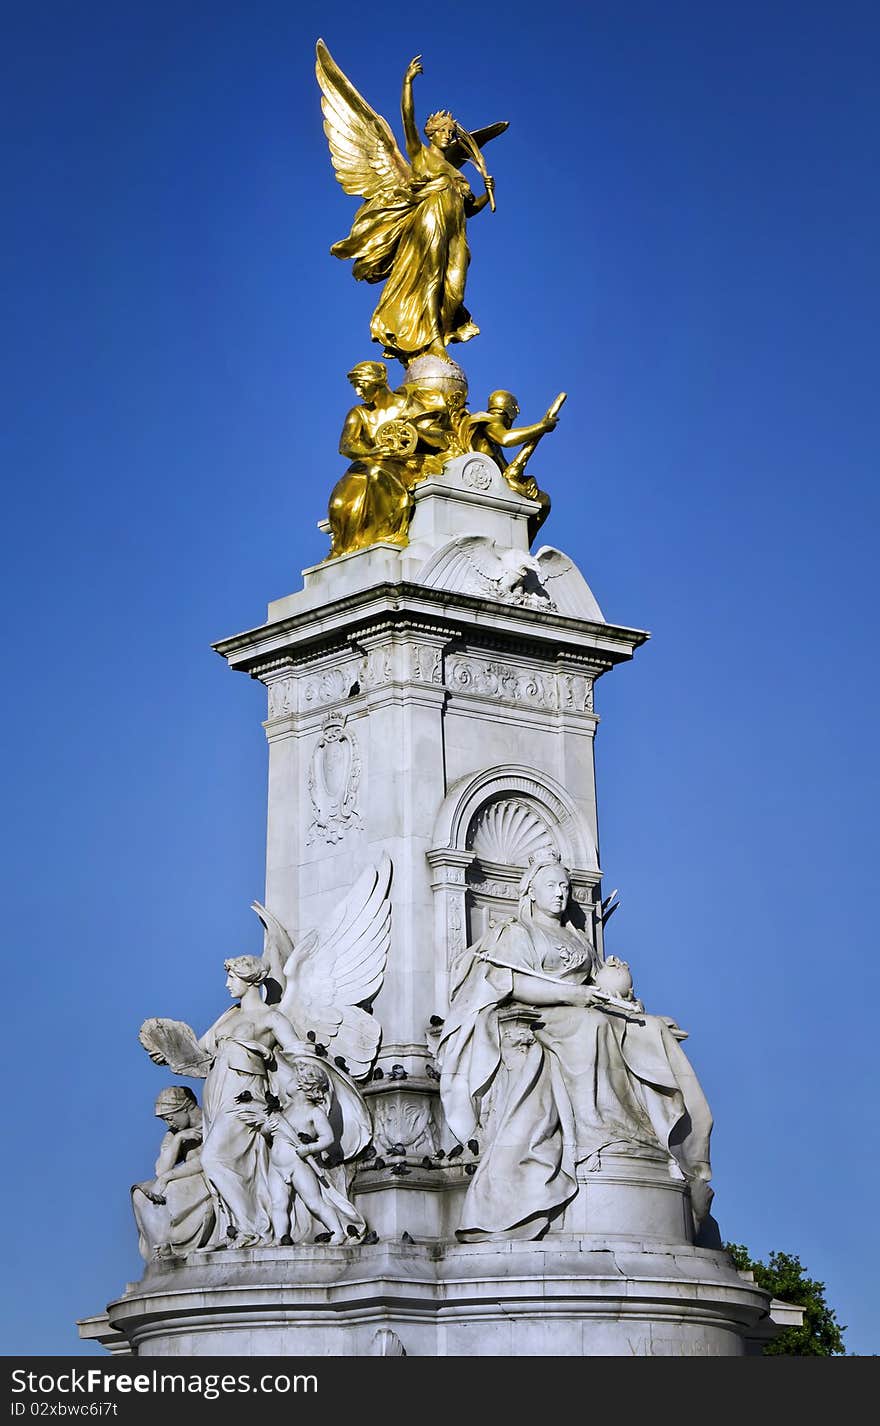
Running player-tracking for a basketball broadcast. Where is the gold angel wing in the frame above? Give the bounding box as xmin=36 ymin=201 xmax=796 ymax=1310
xmin=315 ymin=40 xmax=411 ymax=201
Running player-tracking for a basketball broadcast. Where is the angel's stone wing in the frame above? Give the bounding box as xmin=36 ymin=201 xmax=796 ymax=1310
xmin=281 ymin=854 xmax=393 ymax=1078
xmin=316 ymin=41 xmax=411 ymax=201
xmin=534 ymin=546 xmax=606 ymax=621
xmin=251 ymin=899 xmax=302 ymax=1005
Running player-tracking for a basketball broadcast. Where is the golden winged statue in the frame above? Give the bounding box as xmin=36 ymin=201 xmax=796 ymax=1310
xmin=316 ymin=40 xmax=508 ymax=365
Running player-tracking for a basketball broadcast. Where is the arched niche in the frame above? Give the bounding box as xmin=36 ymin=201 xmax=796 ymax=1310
xmin=427 ymin=765 xmax=602 ymax=1013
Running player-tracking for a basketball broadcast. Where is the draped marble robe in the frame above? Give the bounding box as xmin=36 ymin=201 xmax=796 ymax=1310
xmin=439 ymin=916 xmax=713 ymax=1241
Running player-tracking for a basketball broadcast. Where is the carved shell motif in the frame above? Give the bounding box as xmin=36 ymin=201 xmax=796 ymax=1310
xmin=467 ymin=798 xmax=557 ymax=865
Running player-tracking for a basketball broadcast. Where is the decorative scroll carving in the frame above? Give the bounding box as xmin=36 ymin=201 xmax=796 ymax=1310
xmin=307 ymin=712 xmax=362 ymax=845
xmin=447 ymin=657 xmax=556 ymax=708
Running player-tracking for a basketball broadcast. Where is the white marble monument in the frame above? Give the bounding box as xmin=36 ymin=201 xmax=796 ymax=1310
xmin=78 ymin=40 xmax=795 ymax=1357
xmin=79 ymin=458 xmax=789 ymax=1357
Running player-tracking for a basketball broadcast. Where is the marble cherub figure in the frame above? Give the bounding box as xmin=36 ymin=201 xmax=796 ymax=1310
xmin=240 ymin=1059 xmax=366 ymax=1245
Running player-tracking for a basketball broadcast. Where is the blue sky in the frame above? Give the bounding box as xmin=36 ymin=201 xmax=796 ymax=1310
xmin=2 ymin=0 xmax=878 ymax=1354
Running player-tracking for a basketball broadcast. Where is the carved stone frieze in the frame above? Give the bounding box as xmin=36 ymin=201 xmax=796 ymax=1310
xmin=447 ymin=657 xmax=556 ymax=708
xmin=468 ymin=877 xmax=517 ymax=900
xmin=358 ymin=646 xmax=394 ymax=690
xmin=410 ymin=644 xmax=444 ymax=684
xmin=302 ymin=662 xmax=360 ymax=709
xmin=467 ymin=874 xmax=591 ymax=907
xmin=306 ymin=712 xmax=362 ymax=845
xmin=559 ymin=672 xmax=594 ymax=713
xmin=266 ymin=677 xmax=295 ymax=719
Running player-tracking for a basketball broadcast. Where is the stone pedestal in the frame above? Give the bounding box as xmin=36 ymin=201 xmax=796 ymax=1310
xmin=81 ymin=457 xmax=781 ymax=1355
xmin=95 ymin=1240 xmax=772 ymax=1357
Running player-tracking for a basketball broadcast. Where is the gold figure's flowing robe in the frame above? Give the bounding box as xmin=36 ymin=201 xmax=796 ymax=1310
xmin=331 ymin=146 xmax=478 ymax=361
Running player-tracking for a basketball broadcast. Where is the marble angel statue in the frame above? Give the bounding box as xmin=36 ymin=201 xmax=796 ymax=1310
xmin=139 ymin=856 xmax=392 ymax=1248
xmin=316 ymin=40 xmax=507 ymax=363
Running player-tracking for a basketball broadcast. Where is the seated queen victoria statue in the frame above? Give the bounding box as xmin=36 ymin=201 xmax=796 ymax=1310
xmin=438 ymin=851 xmax=714 ymax=1242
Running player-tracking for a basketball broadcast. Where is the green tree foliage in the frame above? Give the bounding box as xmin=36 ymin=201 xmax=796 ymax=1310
xmin=725 ymin=1243 xmax=847 ymax=1355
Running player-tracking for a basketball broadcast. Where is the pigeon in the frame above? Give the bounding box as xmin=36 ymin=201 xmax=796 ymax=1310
xmin=401 ymin=1232 xmax=414 ymax=1243
xmin=426 ymin=1064 xmax=440 ymax=1081
xmin=372 ymin=1067 xmax=384 ymax=1081
xmin=388 ymin=1143 xmax=407 ymax=1157
xmin=363 ymin=1230 xmax=379 ymax=1245
xmin=372 ymin=1157 xmax=386 ymax=1171
xmin=446 ymin=1144 xmax=464 ymax=1160
xmin=467 ymin=1139 xmax=480 ymax=1155
xmin=429 ymin=1015 xmax=445 ymax=1027
xmin=390 ymin=1064 xmax=408 ymax=1081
